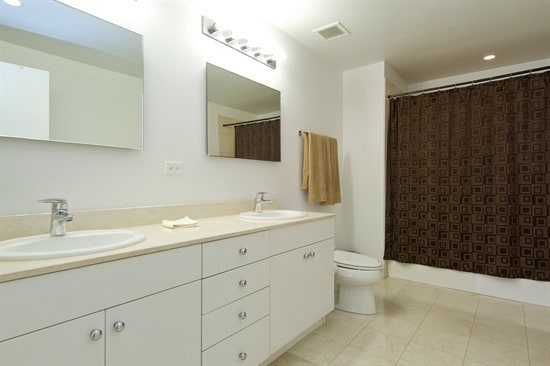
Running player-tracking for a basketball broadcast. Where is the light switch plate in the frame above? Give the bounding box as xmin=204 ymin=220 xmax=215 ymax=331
xmin=165 ymin=161 xmax=183 ymax=175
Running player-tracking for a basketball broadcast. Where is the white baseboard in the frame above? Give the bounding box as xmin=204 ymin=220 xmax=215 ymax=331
xmin=387 ymin=260 xmax=550 ymax=306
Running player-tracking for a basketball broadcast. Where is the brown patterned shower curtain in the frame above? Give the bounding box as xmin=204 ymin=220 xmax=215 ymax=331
xmin=385 ymin=71 xmax=549 ymax=281
xmin=235 ymin=119 xmax=281 ymax=161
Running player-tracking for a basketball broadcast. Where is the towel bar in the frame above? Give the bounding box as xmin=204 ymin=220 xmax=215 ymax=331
xmin=298 ymin=130 xmax=309 ymax=136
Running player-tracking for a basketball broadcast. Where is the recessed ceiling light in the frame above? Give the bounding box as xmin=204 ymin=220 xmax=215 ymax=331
xmin=483 ymin=54 xmax=496 ymax=61
xmin=3 ymin=0 xmax=22 ymax=6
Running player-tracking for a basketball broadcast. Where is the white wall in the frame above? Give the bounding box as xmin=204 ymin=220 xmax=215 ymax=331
xmin=408 ymin=59 xmax=550 ymax=91
xmin=0 ymin=0 xmax=343 ymax=244
xmin=341 ymin=62 xmax=387 ymax=259
xmin=0 ymin=61 xmax=49 ymax=140
xmin=343 ymin=59 xmax=550 ymax=305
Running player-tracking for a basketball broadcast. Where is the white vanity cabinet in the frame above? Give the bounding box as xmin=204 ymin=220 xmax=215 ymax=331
xmin=0 ymin=213 xmax=336 ymax=366
xmin=201 ymin=232 xmax=271 ymax=366
xmin=270 ymin=219 xmax=335 ymax=353
xmin=0 ymin=245 xmax=202 ymax=366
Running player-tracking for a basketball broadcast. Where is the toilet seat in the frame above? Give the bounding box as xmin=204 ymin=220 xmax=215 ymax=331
xmin=334 ymin=250 xmax=383 ymax=271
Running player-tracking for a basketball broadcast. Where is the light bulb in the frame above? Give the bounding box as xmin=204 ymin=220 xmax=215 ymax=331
xmin=3 ymin=0 xmax=22 ymax=6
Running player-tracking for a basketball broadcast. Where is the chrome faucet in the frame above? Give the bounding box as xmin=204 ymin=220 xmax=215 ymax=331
xmin=39 ymin=198 xmax=73 ymax=236
xmin=254 ymin=192 xmax=272 ymax=213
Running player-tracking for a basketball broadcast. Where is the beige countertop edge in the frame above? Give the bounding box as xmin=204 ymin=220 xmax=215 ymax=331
xmin=0 ymin=212 xmax=335 ymax=283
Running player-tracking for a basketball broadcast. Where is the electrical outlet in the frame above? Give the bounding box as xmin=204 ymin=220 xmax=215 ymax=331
xmin=165 ymin=161 xmax=183 ymax=175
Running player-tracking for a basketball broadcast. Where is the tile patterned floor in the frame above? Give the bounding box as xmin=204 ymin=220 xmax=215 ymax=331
xmin=269 ymin=277 xmax=550 ymax=366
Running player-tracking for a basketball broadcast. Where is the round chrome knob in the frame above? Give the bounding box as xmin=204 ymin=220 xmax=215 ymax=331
xmin=238 ymin=311 xmax=247 ymax=320
xmin=89 ymin=329 xmax=103 ymax=341
xmin=113 ymin=321 xmax=125 ymax=332
xmin=239 ymin=280 xmax=247 ymax=287
xmin=309 ymin=251 xmax=316 ymax=258
xmin=238 ymin=352 xmax=247 ymax=361
xmin=239 ymin=248 xmax=248 ymax=255
xmin=303 ymin=253 xmax=310 ymax=259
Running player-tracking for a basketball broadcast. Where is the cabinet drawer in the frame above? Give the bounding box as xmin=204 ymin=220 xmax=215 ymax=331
xmin=271 ymin=218 xmax=334 ymax=255
xmin=0 ymin=244 xmax=201 ymax=341
xmin=202 ymin=259 xmax=269 ymax=314
xmin=202 ymin=231 xmax=270 ymax=277
xmin=202 ymin=287 xmax=270 ymax=350
xmin=202 ymin=316 xmax=270 ymax=366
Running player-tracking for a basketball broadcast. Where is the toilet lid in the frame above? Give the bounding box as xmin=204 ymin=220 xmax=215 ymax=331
xmin=334 ymin=250 xmax=383 ymax=270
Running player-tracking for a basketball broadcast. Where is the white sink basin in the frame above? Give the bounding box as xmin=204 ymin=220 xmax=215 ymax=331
xmin=0 ymin=229 xmax=145 ymax=261
xmin=239 ymin=210 xmax=307 ymax=221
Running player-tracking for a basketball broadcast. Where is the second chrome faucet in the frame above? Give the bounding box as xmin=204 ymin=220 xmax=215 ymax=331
xmin=39 ymin=198 xmax=73 ymax=236
xmin=254 ymin=192 xmax=272 ymax=213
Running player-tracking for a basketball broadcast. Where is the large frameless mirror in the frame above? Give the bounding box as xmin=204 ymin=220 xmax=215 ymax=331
xmin=0 ymin=0 xmax=143 ymax=149
xmin=206 ymin=63 xmax=281 ymax=162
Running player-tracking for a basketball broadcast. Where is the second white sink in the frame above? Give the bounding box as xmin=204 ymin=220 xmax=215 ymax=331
xmin=0 ymin=229 xmax=145 ymax=261
xmin=240 ymin=210 xmax=307 ymax=221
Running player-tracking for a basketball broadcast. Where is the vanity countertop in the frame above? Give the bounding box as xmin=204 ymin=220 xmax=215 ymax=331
xmin=0 ymin=212 xmax=334 ymax=283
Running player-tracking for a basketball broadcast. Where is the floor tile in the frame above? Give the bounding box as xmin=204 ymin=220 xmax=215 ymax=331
xmin=382 ymin=296 xmax=433 ymax=319
xmin=434 ymin=287 xmax=480 ymax=314
xmin=529 ymin=345 xmax=550 ymax=366
xmin=349 ymin=328 xmax=409 ymax=364
xmin=373 ymin=277 xmax=409 ymax=301
xmin=269 ymin=352 xmax=318 ymax=366
xmin=524 ymin=303 xmax=550 ymax=332
xmin=397 ymin=281 xmax=441 ymax=304
xmin=367 ymin=312 xmax=421 ymax=341
xmin=464 ymin=337 xmax=530 ymax=366
xmin=287 ymin=332 xmax=344 ymax=366
xmin=397 ymin=341 xmax=464 ymax=366
xmin=476 ymin=296 xmax=525 ymax=325
xmin=526 ymin=327 xmax=550 ymax=366
xmin=429 ymin=301 xmax=477 ymax=322
xmin=313 ymin=309 xmax=374 ymax=346
xmin=419 ymin=307 xmax=474 ymax=336
xmin=329 ymin=343 xmax=398 ymax=366
xmin=271 ymin=278 xmax=549 ymax=366
xmin=470 ymin=318 xmax=528 ymax=347
xmin=412 ymin=327 xmax=469 ymax=358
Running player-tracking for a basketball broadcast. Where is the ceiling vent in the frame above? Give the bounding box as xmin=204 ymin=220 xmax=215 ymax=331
xmin=313 ymin=21 xmax=351 ymax=40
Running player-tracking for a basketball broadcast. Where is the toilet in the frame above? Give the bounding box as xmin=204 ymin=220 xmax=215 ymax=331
xmin=334 ymin=250 xmax=383 ymax=314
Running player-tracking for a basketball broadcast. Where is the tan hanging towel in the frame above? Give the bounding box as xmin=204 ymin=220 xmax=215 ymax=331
xmin=301 ymin=132 xmax=342 ymax=205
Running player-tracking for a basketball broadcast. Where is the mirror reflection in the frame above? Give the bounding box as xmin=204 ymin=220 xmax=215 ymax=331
xmin=206 ymin=63 xmax=281 ymax=162
xmin=0 ymin=0 xmax=143 ymax=149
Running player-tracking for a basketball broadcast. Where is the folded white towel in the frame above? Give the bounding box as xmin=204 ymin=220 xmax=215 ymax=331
xmin=162 ymin=216 xmax=199 ymax=229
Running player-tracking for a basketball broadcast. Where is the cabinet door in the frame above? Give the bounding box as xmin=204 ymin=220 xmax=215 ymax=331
xmin=0 ymin=312 xmax=104 ymax=366
xmin=105 ymin=281 xmax=201 ymax=366
xmin=305 ymin=239 xmax=335 ymax=326
xmin=270 ymin=248 xmax=307 ymax=353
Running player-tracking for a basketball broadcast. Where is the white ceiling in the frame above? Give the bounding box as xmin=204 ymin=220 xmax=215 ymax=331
xmin=259 ymin=0 xmax=550 ymax=83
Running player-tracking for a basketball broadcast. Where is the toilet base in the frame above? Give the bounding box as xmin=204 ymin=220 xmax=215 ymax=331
xmin=335 ymin=284 xmax=377 ymax=315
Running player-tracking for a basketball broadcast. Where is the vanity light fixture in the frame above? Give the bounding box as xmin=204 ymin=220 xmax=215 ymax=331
xmin=483 ymin=54 xmax=496 ymax=61
xmin=3 ymin=0 xmax=22 ymax=6
xmin=202 ymin=16 xmax=276 ymax=69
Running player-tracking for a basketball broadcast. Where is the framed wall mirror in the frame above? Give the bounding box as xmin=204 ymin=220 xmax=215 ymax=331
xmin=0 ymin=0 xmax=143 ymax=149
xmin=206 ymin=63 xmax=281 ymax=162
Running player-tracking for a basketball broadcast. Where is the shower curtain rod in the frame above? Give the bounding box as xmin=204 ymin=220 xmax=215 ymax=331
xmin=387 ymin=65 xmax=550 ymax=99
xmin=222 ymin=116 xmax=280 ymax=127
